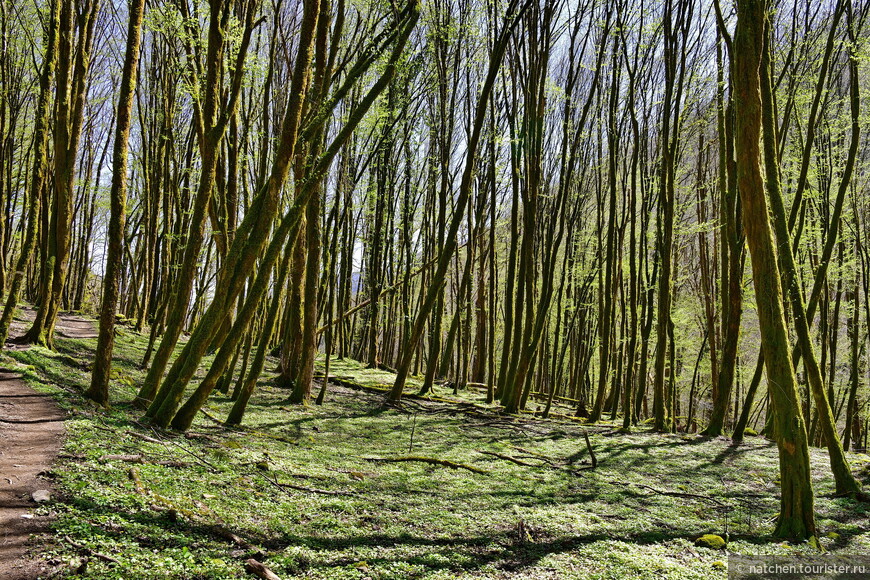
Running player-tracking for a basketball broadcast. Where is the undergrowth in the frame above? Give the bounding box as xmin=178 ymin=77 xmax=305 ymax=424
xmin=3 ymin=311 xmax=870 ymax=579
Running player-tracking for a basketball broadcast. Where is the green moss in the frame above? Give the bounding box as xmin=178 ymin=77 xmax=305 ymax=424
xmin=695 ymin=534 xmax=726 ymax=549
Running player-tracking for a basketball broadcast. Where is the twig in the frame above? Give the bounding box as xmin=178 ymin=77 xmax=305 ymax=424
xmin=166 ymin=438 xmax=222 ymax=472
xmin=363 ymin=456 xmax=489 ymax=475
xmin=63 ymin=535 xmax=120 ymax=565
xmin=256 ymin=468 xmax=356 ymax=496
xmin=125 ymin=430 xmax=164 ymax=444
xmin=616 ymin=480 xmax=729 ymax=507
xmin=277 ymin=482 xmax=357 ymax=496
xmin=408 ymin=412 xmax=417 ymax=452
xmin=477 ymin=450 xmax=538 ymax=467
xmin=510 ymin=446 xmax=559 ymax=466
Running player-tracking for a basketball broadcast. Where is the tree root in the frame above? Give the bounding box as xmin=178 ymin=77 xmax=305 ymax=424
xmin=125 ymin=430 xmax=164 ymax=444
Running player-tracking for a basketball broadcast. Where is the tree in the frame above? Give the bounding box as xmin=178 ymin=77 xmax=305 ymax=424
xmin=86 ymin=0 xmax=147 ymax=406
xmin=23 ymin=0 xmax=100 ymax=348
xmin=0 ymin=0 xmax=60 ymax=346
xmin=733 ymin=0 xmax=817 ymax=541
xmin=389 ymin=0 xmax=527 ymax=402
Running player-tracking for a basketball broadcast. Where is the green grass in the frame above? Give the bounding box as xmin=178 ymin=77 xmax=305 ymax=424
xmin=4 ymin=311 xmax=870 ymax=578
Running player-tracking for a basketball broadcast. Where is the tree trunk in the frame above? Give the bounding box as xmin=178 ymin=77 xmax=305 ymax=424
xmin=733 ymin=0 xmax=817 ymax=541
xmin=86 ymin=0 xmax=146 ymax=406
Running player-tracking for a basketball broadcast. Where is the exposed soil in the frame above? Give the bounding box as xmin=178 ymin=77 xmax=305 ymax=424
xmin=0 ymin=310 xmax=93 ymax=579
xmin=0 ymin=373 xmax=66 ymax=579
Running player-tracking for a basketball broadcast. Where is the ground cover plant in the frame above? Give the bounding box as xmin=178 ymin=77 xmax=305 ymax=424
xmin=3 ymin=0 xmax=870 ymax=574
xmin=4 ymin=313 xmax=870 ymax=579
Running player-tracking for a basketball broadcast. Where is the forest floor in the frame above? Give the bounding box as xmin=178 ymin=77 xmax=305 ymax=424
xmin=2 ymin=309 xmax=870 ymax=579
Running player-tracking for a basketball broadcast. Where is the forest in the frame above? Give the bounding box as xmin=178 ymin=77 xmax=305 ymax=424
xmin=1 ymin=0 xmax=870 ymax=577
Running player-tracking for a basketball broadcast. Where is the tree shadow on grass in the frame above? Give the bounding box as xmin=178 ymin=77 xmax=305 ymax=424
xmin=708 ymin=440 xmax=769 ymax=466
xmin=267 ymin=527 xmax=797 ymax=576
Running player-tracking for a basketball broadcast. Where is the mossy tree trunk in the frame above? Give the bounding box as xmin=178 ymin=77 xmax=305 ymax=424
xmin=733 ymin=0 xmax=817 ymax=542
xmin=24 ymin=0 xmax=99 ymax=348
xmin=151 ymin=3 xmax=419 ymax=429
xmin=226 ymin=236 xmax=295 ymax=425
xmin=289 ymin=7 xmax=334 ymax=403
xmin=758 ymin=13 xmax=861 ymax=497
xmin=135 ymin=0 xmax=260 ymax=407
xmin=704 ymin=22 xmax=744 ymax=438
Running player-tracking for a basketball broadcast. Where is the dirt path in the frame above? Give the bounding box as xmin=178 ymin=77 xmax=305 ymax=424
xmin=0 ymin=310 xmax=93 ymax=579
xmin=0 ymin=373 xmax=66 ymax=579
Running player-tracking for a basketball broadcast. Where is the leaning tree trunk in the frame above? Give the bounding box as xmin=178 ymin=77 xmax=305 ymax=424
xmin=758 ymin=17 xmax=861 ymax=497
xmin=151 ymin=4 xmax=419 ymax=429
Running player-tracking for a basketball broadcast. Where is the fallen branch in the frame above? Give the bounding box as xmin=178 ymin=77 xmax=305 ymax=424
xmin=245 ymin=558 xmax=282 ymax=580
xmin=258 ymin=469 xmax=356 ymax=497
xmin=477 ymin=450 xmax=538 ymax=467
xmin=510 ymin=446 xmax=558 ymax=466
xmin=100 ymin=454 xmax=188 ymax=468
xmin=364 ymin=456 xmax=489 ymax=475
xmin=213 ymin=525 xmax=257 ymax=551
xmin=128 ymin=466 xmax=145 ymax=494
xmin=101 ymin=454 xmax=144 ymax=463
xmin=184 ymin=431 xmax=219 ymax=442
xmin=199 ymin=408 xmax=226 ymax=426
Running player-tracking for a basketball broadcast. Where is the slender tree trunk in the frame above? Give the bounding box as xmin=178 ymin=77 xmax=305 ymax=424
xmin=758 ymin=16 xmax=861 ymax=496
xmin=86 ymin=0 xmax=146 ymax=405
xmin=24 ymin=0 xmax=99 ymax=347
